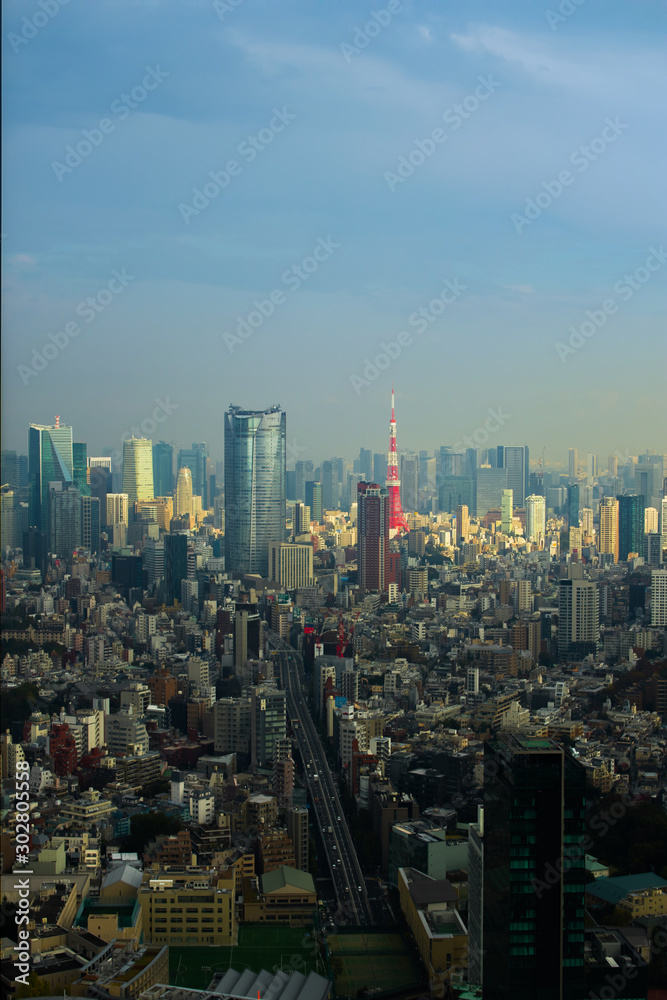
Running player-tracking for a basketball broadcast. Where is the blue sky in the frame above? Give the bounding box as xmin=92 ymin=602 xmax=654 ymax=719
xmin=2 ymin=0 xmax=666 ymax=468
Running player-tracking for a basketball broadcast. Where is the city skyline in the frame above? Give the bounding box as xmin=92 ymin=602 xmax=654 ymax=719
xmin=2 ymin=1 xmax=666 ymax=460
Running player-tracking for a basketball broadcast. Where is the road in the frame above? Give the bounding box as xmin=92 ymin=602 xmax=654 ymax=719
xmin=267 ymin=630 xmax=374 ymax=926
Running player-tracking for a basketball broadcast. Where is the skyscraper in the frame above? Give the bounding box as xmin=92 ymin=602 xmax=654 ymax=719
xmin=651 ymin=569 xmax=667 ymax=627
xmin=400 ymin=453 xmax=419 ymax=513
xmin=483 ymin=735 xmax=587 ymax=1000
xmin=321 ymin=460 xmax=339 ymax=509
xmin=456 ymin=504 xmax=469 ymax=544
xmin=177 ymin=442 xmax=208 ymax=507
xmin=153 ymin=441 xmax=174 ymax=498
xmin=617 ymin=494 xmax=646 ymax=561
xmin=501 ymin=489 xmax=513 ymax=534
xmin=568 ymin=448 xmax=578 ymax=481
xmin=122 ymin=438 xmax=154 ymax=504
xmin=28 ymin=418 xmax=73 ymax=531
xmin=106 ymin=493 xmax=129 ymax=525
xmin=357 ymin=481 xmax=389 ymax=591
xmin=164 ymin=533 xmax=188 ymax=605
xmin=49 ymin=484 xmax=82 ymax=557
xmin=525 ymin=495 xmax=546 ymax=546
xmin=73 ymin=442 xmax=89 ymax=495
xmin=305 ymin=481 xmax=322 ymax=524
xmin=176 ymin=467 xmax=194 ymax=518
xmin=558 ymin=576 xmax=599 ymax=660
xmin=82 ymin=495 xmax=100 ymax=553
xmin=502 ymin=446 xmax=528 ymax=508
xmin=599 ymin=497 xmax=619 ymax=563
xmin=294 ymin=460 xmax=313 ymax=503
xmin=476 ymin=467 xmax=507 ymax=518
xmin=566 ymin=484 xmax=579 ymax=529
xmin=224 ymin=405 xmax=286 ymax=577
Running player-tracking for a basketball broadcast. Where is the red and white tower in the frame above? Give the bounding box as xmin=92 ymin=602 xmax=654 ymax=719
xmin=386 ymin=387 xmax=409 ymax=534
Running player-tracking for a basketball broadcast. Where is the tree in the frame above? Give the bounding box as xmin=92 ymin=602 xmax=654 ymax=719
xmin=15 ymin=972 xmax=51 ymax=998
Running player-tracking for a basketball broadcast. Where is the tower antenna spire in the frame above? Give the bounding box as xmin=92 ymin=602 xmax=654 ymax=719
xmin=386 ymin=388 xmax=409 ymax=534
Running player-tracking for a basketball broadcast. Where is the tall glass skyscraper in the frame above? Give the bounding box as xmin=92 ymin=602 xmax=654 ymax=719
xmin=483 ymin=735 xmax=587 ymax=1000
xmin=617 ymin=494 xmax=646 ymax=561
xmin=224 ymin=405 xmax=286 ymax=577
xmin=177 ymin=442 xmax=208 ymax=506
xmin=566 ymin=483 xmax=580 ymax=529
xmin=153 ymin=441 xmax=174 ymax=498
xmin=28 ymin=419 xmax=74 ymax=531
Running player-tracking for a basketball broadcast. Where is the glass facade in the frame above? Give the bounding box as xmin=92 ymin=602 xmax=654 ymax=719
xmin=28 ymin=423 xmax=74 ymax=531
xmin=567 ymin=484 xmax=580 ymax=529
xmin=153 ymin=441 xmax=174 ymax=498
xmin=617 ymin=494 xmax=646 ymax=560
xmin=483 ymin=736 xmax=587 ymax=1000
xmin=224 ymin=406 xmax=286 ymax=577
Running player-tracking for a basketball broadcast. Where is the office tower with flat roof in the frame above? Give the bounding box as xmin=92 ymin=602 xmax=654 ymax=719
xmin=1 ymin=485 xmax=21 ymax=552
xmin=164 ymin=533 xmax=188 ymax=605
xmin=321 ymin=459 xmax=339 ymax=510
xmin=476 ymin=467 xmax=507 ymax=518
xmin=400 ymin=453 xmax=419 ymax=513
xmin=268 ymin=541 xmax=313 ymax=589
xmin=176 ymin=467 xmax=194 ymax=518
xmin=293 ymin=502 xmax=311 ymax=537
xmin=224 ymin=405 xmax=286 ymax=577
xmin=373 ymin=453 xmax=387 ymax=486
xmin=106 ymin=494 xmax=129 ymax=526
xmin=599 ymin=497 xmax=619 ymax=563
xmin=608 ymin=454 xmax=618 ymax=477
xmin=618 ymin=494 xmax=646 ymax=561
xmin=566 ymin=484 xmax=579 ymax=529
xmin=438 ymin=476 xmax=475 ymax=515
xmin=49 ymin=484 xmax=82 ymax=557
xmin=558 ymin=576 xmax=599 ymax=661
xmin=358 ymin=448 xmax=373 ymax=481
xmin=501 ymin=446 xmax=528 ymax=508
xmin=251 ymin=685 xmax=286 ymax=768
xmin=501 ymin=489 xmax=513 ymax=534
xmin=525 ymin=495 xmax=546 ymax=546
xmin=294 ymin=460 xmax=313 ymax=503
xmin=482 ymin=734 xmax=587 ymax=1000
xmin=568 ymin=448 xmax=578 ymax=481
xmin=287 ymin=805 xmax=309 ymax=872
xmin=305 ymin=481 xmax=322 ymax=525
xmin=152 ymin=441 xmax=174 ymax=498
xmin=357 ymin=482 xmax=389 ymax=592
xmin=122 ymin=437 xmax=154 ymax=504
xmin=1 ymin=451 xmax=19 ymax=489
xmin=28 ymin=417 xmax=73 ymax=531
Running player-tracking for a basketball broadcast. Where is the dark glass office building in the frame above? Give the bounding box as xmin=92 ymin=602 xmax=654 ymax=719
xmin=617 ymin=494 xmax=646 ymax=561
xmin=164 ymin=533 xmax=188 ymax=604
xmin=567 ymin=484 xmax=580 ymax=529
xmin=224 ymin=405 xmax=286 ymax=577
xmin=305 ymin=481 xmax=322 ymax=524
xmin=28 ymin=421 xmax=73 ymax=531
xmin=483 ymin=735 xmax=588 ymax=1000
xmin=153 ymin=441 xmax=174 ymax=498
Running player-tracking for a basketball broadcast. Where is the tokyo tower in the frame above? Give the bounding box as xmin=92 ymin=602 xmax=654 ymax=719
xmin=386 ymin=387 xmax=409 ymax=534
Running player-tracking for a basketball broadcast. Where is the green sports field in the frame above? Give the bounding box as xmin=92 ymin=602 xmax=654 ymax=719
xmin=169 ymin=926 xmax=322 ymax=991
xmin=327 ymin=931 xmax=423 ymax=998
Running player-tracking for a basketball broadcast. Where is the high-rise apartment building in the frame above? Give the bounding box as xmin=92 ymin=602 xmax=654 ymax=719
xmin=293 ymin=502 xmax=311 ymax=536
xmin=644 ymin=507 xmax=659 ymax=534
xmin=251 ymin=686 xmax=286 ymax=768
xmin=501 ymin=489 xmax=513 ymax=534
xmin=224 ymin=405 xmax=286 ymax=577
xmin=28 ymin=418 xmax=73 ymax=531
xmin=456 ymin=504 xmax=470 ymax=544
xmin=651 ymin=569 xmax=667 ymax=627
xmin=152 ymin=441 xmax=174 ymax=498
xmin=525 ymin=495 xmax=546 ymax=546
xmin=558 ymin=576 xmax=599 ymax=660
xmin=287 ymin=806 xmax=309 ymax=872
xmin=106 ymin=494 xmax=129 ymax=525
xmin=122 ymin=438 xmax=154 ymax=504
xmin=599 ymin=497 xmax=619 ymax=562
xmin=617 ymin=494 xmax=646 ymax=561
xmin=483 ymin=735 xmax=587 ymax=1000
xmin=268 ymin=541 xmax=314 ymax=589
xmin=176 ymin=467 xmax=194 ymax=518
xmin=357 ymin=482 xmax=389 ymax=592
